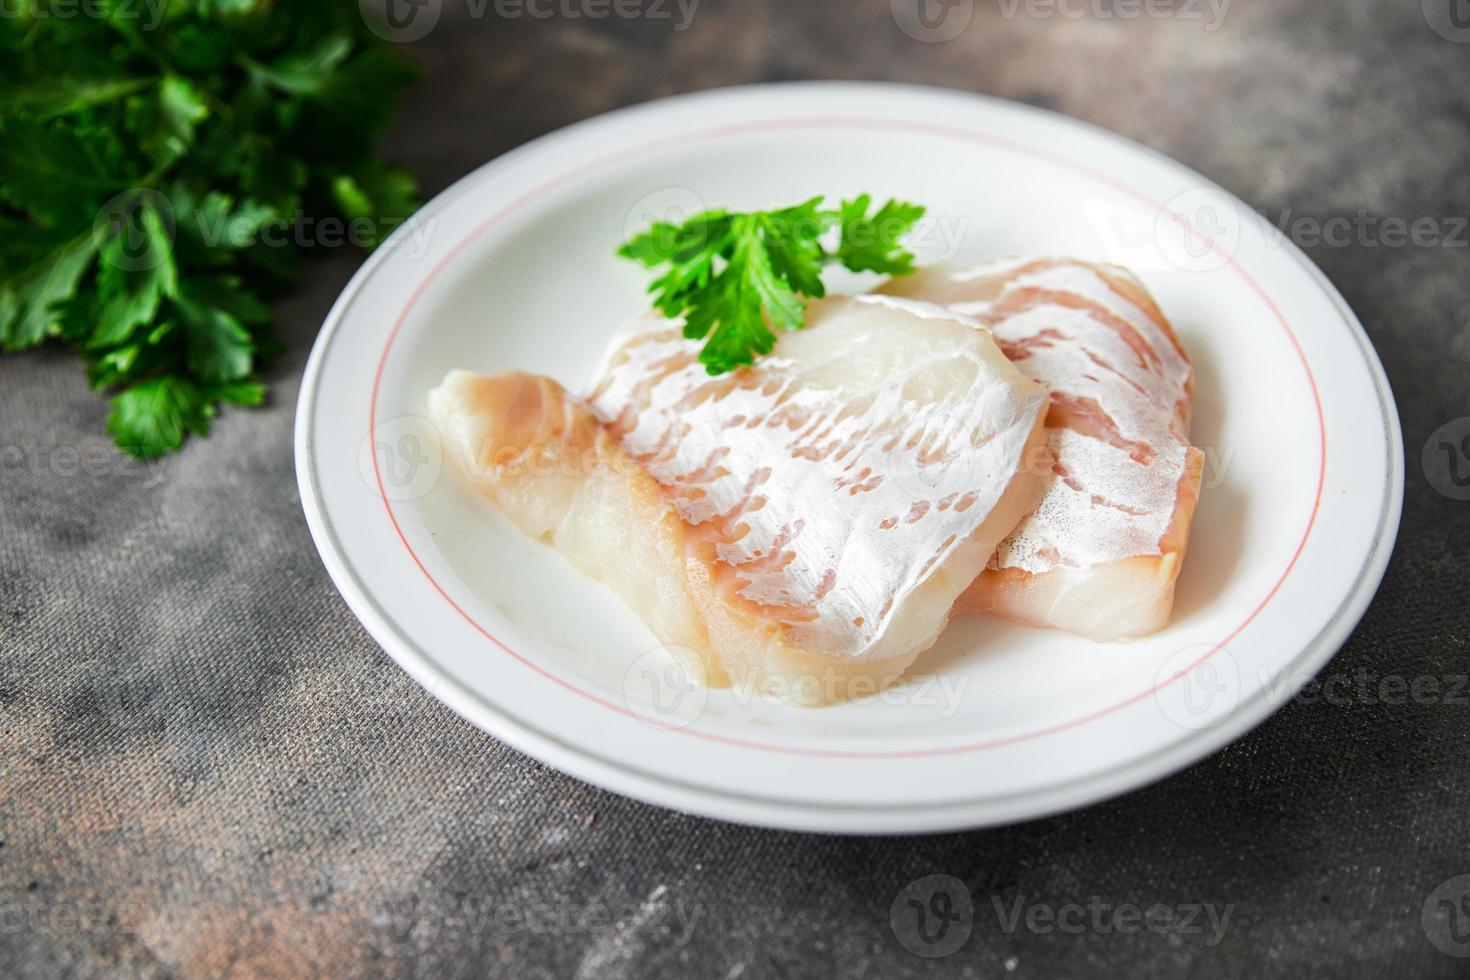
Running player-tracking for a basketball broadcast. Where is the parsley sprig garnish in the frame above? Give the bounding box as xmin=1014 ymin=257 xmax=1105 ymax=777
xmin=618 ymin=194 xmax=926 ymax=374
xmin=0 ymin=3 xmax=420 ymax=457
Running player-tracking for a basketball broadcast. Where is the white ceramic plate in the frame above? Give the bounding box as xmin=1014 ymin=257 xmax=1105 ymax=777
xmin=296 ymin=83 xmax=1401 ymax=834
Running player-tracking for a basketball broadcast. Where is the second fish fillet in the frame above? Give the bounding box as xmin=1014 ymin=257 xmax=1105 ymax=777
xmin=882 ymin=258 xmax=1204 ymax=640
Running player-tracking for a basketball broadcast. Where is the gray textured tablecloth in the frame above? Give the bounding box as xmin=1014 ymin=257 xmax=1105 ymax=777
xmin=4 ymin=1 xmax=1469 ymax=976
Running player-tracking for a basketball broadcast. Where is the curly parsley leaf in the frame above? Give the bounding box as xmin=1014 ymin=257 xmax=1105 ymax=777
xmin=105 ymin=376 xmax=214 ymax=459
xmin=618 ymin=195 xmax=926 ymax=374
xmin=834 ymin=194 xmax=927 ymax=275
xmin=0 ymin=3 xmax=421 ymax=457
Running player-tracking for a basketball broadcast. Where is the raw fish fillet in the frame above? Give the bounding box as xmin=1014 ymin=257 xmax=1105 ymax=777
xmin=431 ymin=295 xmax=1049 ymax=704
xmin=881 ymin=258 xmax=1204 ymax=640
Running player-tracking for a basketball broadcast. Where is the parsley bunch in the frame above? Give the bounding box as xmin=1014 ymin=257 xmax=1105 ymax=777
xmin=618 ymin=194 xmax=926 ymax=374
xmin=0 ymin=2 xmax=420 ymax=457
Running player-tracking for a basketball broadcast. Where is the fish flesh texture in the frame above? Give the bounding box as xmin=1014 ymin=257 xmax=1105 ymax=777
xmin=431 ymin=295 xmax=1049 ymax=704
xmin=881 ymin=258 xmax=1204 ymax=640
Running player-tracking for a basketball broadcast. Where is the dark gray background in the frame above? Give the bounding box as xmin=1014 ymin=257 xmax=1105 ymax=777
xmin=4 ymin=0 xmax=1469 ymax=976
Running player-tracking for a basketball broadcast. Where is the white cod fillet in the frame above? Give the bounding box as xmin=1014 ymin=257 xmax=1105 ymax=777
xmin=431 ymin=295 xmax=1049 ymax=705
xmin=881 ymin=258 xmax=1204 ymax=640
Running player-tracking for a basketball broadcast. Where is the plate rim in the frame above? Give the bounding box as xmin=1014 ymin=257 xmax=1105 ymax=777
xmin=295 ymin=81 xmax=1404 ymax=833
